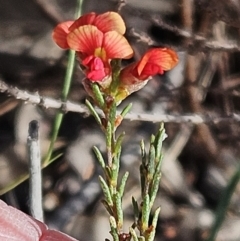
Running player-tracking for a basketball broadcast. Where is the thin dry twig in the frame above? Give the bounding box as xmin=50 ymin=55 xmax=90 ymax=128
xmin=28 ymin=120 xmax=43 ymax=222
xmin=181 ymin=0 xmax=218 ymax=160
xmin=0 ymin=79 xmax=89 ymax=114
xmin=1 ymin=79 xmax=240 ymax=124
xmin=125 ymin=6 xmax=240 ymax=52
xmin=129 ymin=22 xmax=240 ymax=52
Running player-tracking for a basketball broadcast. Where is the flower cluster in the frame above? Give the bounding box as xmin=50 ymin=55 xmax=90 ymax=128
xmin=51 ymin=11 xmax=177 ymax=241
xmin=53 ymin=11 xmax=178 ymax=102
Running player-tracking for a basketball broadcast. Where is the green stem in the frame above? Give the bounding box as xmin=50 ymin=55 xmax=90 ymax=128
xmin=61 ymin=50 xmax=76 ymax=100
xmin=206 ymin=165 xmax=240 ymax=241
xmin=43 ymin=0 xmax=83 ymax=166
xmin=43 ymin=112 xmax=64 ymax=166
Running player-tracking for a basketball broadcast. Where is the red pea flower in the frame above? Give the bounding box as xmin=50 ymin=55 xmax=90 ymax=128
xmin=53 ymin=12 xmax=133 ymax=82
xmin=116 ymin=48 xmax=178 ymax=101
xmin=0 ymin=200 xmax=78 ymax=241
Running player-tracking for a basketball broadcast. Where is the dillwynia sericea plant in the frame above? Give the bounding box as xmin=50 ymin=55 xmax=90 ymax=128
xmin=53 ymin=11 xmax=178 ymax=241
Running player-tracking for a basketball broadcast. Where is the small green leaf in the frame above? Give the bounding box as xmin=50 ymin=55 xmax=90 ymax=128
xmin=150 ymin=134 xmax=155 ymax=145
xmin=154 ymin=124 xmax=166 ymax=160
xmin=114 ymin=192 xmax=123 ymax=229
xmin=105 ymin=166 xmax=112 ymax=180
xmin=149 ymin=173 xmax=161 ymax=209
xmin=152 ymin=207 xmax=161 ymax=226
xmin=154 ymin=154 xmax=163 ymax=175
xmin=132 ymin=197 xmax=139 ymax=222
xmin=93 ymin=146 xmax=105 ymax=169
xmin=92 ymin=83 xmax=105 ymax=108
xmin=85 ymin=99 xmax=102 ymax=126
xmin=120 ymin=103 xmax=132 ymax=118
xmin=141 ymin=194 xmax=150 ymax=232
xmin=111 ymin=155 xmax=120 ymax=187
xmin=114 ymin=132 xmax=125 ymax=157
xmin=110 ymin=216 xmax=119 ymax=241
xmin=102 ymin=199 xmax=114 ymax=216
xmin=140 ymin=164 xmax=146 ymax=196
xmin=149 ymin=154 xmax=163 ymax=208
xmin=99 ymin=175 xmax=113 ymax=206
xmin=147 ymin=144 xmax=155 ymax=181
xmin=109 ymin=101 xmax=117 ymax=130
xmin=106 ymin=121 xmax=112 ymax=149
xmin=119 ymin=172 xmax=129 ymax=197
xmin=110 ymin=215 xmax=117 ymax=228
xmin=139 ymin=236 xmax=145 ymax=241
xmin=140 ymin=140 xmax=147 ymax=165
xmin=148 ymin=207 xmax=160 ymax=241
xmin=116 ymin=146 xmax=121 ymax=161
xmin=130 ymin=227 xmax=139 ymax=241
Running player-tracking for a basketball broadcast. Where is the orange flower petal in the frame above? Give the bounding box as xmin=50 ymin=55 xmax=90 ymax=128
xmin=69 ymin=12 xmax=97 ymax=31
xmin=67 ymin=25 xmax=103 ymax=54
xmin=103 ymin=31 xmax=133 ymax=59
xmin=94 ymin=12 xmax=126 ymax=34
xmin=52 ymin=21 xmax=74 ymax=49
xmin=137 ymin=48 xmax=178 ymax=75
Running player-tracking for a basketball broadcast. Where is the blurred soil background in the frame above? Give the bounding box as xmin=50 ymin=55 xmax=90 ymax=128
xmin=1 ymin=0 xmax=240 ymax=240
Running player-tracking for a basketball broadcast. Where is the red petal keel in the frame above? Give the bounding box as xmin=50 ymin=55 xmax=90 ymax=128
xmin=83 ymin=56 xmax=107 ymax=81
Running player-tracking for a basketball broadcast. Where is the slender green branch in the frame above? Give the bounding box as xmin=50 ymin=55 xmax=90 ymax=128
xmin=206 ymin=165 xmax=240 ymax=241
xmin=43 ymin=0 xmax=83 ymax=166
